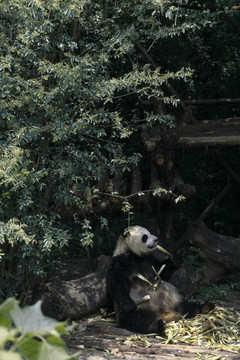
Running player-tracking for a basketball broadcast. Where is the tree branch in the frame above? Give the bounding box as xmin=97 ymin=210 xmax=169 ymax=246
xmin=135 ymin=41 xmax=198 ymax=125
xmin=198 ymin=181 xmax=233 ymax=222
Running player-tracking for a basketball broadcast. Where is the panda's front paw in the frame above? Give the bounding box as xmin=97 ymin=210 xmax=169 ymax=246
xmin=119 ymin=301 xmax=137 ymax=313
xmin=202 ymin=301 xmax=215 ymax=314
xmin=157 ymin=319 xmax=166 ymax=336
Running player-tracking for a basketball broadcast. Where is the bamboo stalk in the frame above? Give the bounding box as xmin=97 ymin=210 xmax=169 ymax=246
xmin=157 ymin=245 xmax=172 ymax=257
xmin=135 ymin=295 xmax=151 ymax=305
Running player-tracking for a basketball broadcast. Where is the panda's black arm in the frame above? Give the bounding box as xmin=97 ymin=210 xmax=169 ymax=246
xmin=106 ymin=257 xmax=137 ymax=313
xmin=151 ymin=254 xmax=183 ymax=281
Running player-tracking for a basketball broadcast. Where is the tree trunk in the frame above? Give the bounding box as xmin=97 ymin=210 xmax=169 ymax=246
xmin=185 ymin=222 xmax=240 ymax=282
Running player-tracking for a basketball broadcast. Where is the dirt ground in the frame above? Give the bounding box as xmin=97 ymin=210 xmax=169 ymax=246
xmin=64 ymin=286 xmax=240 ymax=360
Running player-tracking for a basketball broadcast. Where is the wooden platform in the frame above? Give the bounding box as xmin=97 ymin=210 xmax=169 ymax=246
xmin=178 ymin=117 xmax=240 ymax=147
xmin=143 ymin=117 xmax=240 ymax=150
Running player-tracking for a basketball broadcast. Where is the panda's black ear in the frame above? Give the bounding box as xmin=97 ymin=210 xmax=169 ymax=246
xmin=123 ymin=228 xmax=130 ymax=237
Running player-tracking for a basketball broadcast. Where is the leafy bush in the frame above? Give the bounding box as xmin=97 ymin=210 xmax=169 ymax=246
xmin=194 ymin=282 xmax=240 ymax=303
xmin=0 ymin=297 xmax=77 ymax=360
xmin=0 ymin=0 xmax=193 ymax=299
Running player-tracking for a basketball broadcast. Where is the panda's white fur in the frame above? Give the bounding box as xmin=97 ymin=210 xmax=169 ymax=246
xmin=113 ymin=225 xmax=158 ymax=257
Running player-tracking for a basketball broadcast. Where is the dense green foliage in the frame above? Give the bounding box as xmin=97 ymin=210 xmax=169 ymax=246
xmin=0 ymin=0 xmax=240 ymax=300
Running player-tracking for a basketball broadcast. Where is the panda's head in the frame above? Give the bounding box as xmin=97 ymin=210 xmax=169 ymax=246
xmin=113 ymin=225 xmax=158 ymax=257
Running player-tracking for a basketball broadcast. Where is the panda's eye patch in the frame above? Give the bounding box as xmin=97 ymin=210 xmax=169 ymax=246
xmin=142 ymin=234 xmax=148 ymax=243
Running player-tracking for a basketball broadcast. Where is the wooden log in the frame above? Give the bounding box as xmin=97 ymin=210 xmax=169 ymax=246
xmin=175 ymin=106 xmax=195 ymax=139
xmin=186 ymin=222 xmax=240 ymax=282
xmin=168 ymin=260 xmax=200 ymax=296
xmin=149 ymin=154 xmax=162 ymax=192
xmin=184 ymin=117 xmax=240 ymax=129
xmin=178 ymin=135 xmax=240 ymax=147
xmin=146 ymin=118 xmax=240 ymax=147
xmin=130 ymin=163 xmax=150 ymax=205
xmin=145 ymin=140 xmax=156 ymax=152
xmin=141 ymin=124 xmax=150 ymax=142
xmin=110 ymin=172 xmax=123 ymax=204
xmin=173 ymin=180 xmax=234 ymax=252
xmin=173 ymin=169 xmax=196 ymax=198
xmin=149 ymin=154 xmax=174 ymax=201
xmin=131 ymin=163 xmax=142 ymax=194
xmin=151 ymin=97 xmax=166 ymax=115
xmin=33 ymin=256 xmax=112 ymax=320
xmin=199 ymin=181 xmax=233 ymax=221
xmin=32 ymin=251 xmax=201 ymax=321
xmin=216 ymin=154 xmax=240 ymax=184
xmin=154 ymin=152 xmax=165 ymax=167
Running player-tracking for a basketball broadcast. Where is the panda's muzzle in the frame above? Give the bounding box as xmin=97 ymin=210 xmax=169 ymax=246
xmin=149 ymin=238 xmax=172 ymax=257
xmin=148 ymin=244 xmax=157 ymax=249
xmin=148 ymin=237 xmax=158 ymax=249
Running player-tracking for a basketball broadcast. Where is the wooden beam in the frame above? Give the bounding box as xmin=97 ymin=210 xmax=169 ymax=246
xmin=216 ymin=154 xmax=240 ymax=184
xmin=196 ymin=117 xmax=240 ymax=125
xmin=144 ymin=117 xmax=240 ymax=148
xmin=182 ymin=118 xmax=240 ymax=134
xmin=184 ymin=99 xmax=240 ymax=105
xmin=178 ymin=136 xmax=240 ymax=147
xmin=148 ymin=135 xmax=240 ymax=148
xmin=198 ymin=182 xmax=234 ymax=222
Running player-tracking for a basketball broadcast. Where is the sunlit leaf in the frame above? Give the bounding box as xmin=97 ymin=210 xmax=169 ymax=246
xmin=11 ymin=301 xmax=58 ymax=335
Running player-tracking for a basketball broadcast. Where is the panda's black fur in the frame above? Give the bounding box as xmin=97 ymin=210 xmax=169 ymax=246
xmin=107 ymin=225 xmax=214 ymax=334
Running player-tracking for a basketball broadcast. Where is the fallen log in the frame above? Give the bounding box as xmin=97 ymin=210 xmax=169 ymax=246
xmin=185 ymin=221 xmax=240 ymax=282
xmin=34 ymin=255 xmax=200 ymax=320
xmin=32 ymin=255 xmax=112 ymax=320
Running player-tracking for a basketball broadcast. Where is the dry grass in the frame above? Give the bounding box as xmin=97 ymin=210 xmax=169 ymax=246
xmin=124 ymin=306 xmax=240 ymax=354
xmin=156 ymin=306 xmax=240 ymax=353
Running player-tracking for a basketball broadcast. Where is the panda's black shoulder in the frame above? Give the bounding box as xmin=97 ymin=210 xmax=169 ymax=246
xmin=108 ymin=251 xmax=149 ymax=280
xmin=106 ymin=253 xmax=135 ymax=290
xmin=108 ymin=252 xmax=135 ymax=272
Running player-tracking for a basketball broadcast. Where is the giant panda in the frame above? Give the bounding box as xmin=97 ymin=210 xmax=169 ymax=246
xmin=106 ymin=225 xmax=214 ymax=334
